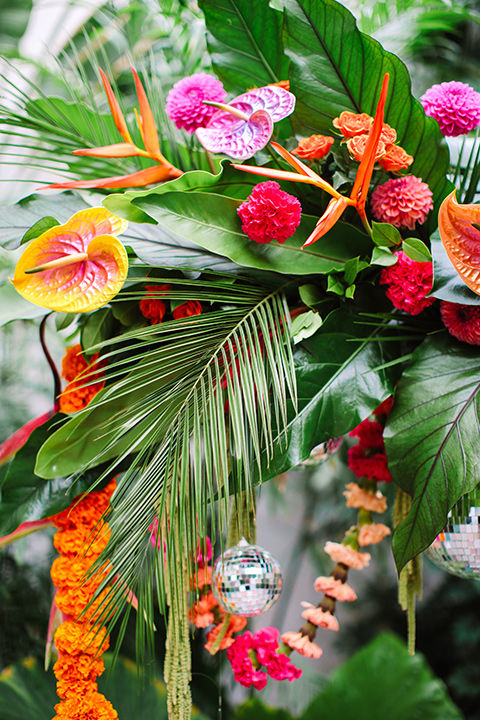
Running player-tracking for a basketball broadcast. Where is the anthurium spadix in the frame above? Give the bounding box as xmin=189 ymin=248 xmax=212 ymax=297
xmin=12 ymin=207 xmax=128 ymax=313
xmin=196 ymin=85 xmax=295 ymax=160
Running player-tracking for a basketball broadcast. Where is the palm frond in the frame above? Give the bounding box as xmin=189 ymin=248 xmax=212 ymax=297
xmin=73 ymin=277 xmax=296 ymax=657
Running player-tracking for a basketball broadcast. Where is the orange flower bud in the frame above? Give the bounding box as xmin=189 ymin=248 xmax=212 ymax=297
xmin=292 ymin=134 xmax=335 ymax=160
xmin=332 ymin=111 xmax=373 ymax=137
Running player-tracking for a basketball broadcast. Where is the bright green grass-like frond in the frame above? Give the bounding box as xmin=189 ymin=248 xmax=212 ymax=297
xmin=80 ymin=279 xmax=296 ymax=657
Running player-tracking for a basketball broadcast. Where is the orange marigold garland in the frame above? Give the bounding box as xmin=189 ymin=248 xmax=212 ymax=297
xmin=50 ymin=480 xmax=118 ymax=720
xmin=59 ymin=344 xmax=105 ymax=413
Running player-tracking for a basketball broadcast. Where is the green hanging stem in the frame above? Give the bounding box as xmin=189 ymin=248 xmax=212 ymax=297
xmin=227 ymin=489 xmax=257 ymax=547
xmin=394 ymin=486 xmax=423 ymax=656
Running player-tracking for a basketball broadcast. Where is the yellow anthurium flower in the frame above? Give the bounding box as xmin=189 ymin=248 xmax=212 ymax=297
xmin=12 ymin=207 xmax=129 ymax=313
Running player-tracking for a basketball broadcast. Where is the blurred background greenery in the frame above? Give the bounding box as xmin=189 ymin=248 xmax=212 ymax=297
xmin=1 ymin=0 xmax=480 ymax=718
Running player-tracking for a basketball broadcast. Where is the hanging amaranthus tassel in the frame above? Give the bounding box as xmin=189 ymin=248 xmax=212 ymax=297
xmin=394 ymin=485 xmax=423 ymax=655
xmin=49 ymin=479 xmax=118 ymax=720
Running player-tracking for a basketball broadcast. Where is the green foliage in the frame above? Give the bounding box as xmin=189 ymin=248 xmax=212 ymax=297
xmin=199 ymin=0 xmax=289 ymax=93
xmin=279 ymin=0 xmax=453 ymax=219
xmin=0 ymin=0 xmax=32 ymax=55
xmin=132 ymin=191 xmax=371 ymax=275
xmin=385 ymin=334 xmax=480 ymax=571
xmin=301 ymin=633 xmax=463 ymax=720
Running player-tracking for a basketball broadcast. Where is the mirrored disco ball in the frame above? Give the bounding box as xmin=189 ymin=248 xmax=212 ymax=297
xmin=211 ymin=538 xmax=282 ymax=616
xmin=425 ymin=487 xmax=480 ymax=580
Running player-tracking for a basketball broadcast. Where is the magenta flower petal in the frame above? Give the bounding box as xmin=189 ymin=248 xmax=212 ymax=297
xmin=197 ymin=108 xmax=274 ymax=160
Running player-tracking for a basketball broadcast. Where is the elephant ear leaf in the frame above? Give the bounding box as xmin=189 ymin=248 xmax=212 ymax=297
xmin=280 ymin=0 xmax=452 ymax=219
xmin=384 ymin=334 xmax=480 ymax=572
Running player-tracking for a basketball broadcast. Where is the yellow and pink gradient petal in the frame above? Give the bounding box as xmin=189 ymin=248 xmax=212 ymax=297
xmin=12 ymin=207 xmax=129 ymax=313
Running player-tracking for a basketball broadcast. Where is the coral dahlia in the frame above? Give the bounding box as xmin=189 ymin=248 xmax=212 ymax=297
xmin=165 ymin=73 xmax=227 ymax=133
xmin=421 ymin=81 xmax=480 ymax=137
xmin=440 ymin=301 xmax=480 ymax=345
xmin=237 ymin=181 xmax=302 ymax=244
xmin=370 ymin=175 xmax=433 ymax=230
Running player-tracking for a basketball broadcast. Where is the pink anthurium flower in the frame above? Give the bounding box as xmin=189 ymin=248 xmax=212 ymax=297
xmin=196 ymin=85 xmax=295 ymax=160
xmin=11 ymin=207 xmax=129 ymax=313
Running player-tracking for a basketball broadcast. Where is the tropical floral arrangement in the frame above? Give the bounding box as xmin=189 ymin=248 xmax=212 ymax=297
xmin=1 ymin=0 xmax=480 ymax=718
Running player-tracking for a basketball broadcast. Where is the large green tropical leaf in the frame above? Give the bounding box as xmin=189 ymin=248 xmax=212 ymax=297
xmin=133 ymin=191 xmax=371 ymax=275
xmin=199 ymin=0 xmax=289 ymax=93
xmin=0 ymin=417 xmax=117 ymax=536
xmin=431 ymin=232 xmax=480 ymax=306
xmin=257 ymin=309 xmax=399 ymax=481
xmin=280 ymin=0 xmax=453 ymax=217
xmin=384 ymin=334 xmax=480 ymax=572
xmin=301 ymin=633 xmax=463 ymax=720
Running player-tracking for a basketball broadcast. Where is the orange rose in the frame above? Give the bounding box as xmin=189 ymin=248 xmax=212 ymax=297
xmin=270 ymin=79 xmax=290 ymax=90
xmin=292 ymin=134 xmax=335 ymax=159
xmin=332 ymin=111 xmax=373 ymax=137
xmin=173 ymin=300 xmax=202 ymax=319
xmin=346 ymin=134 xmax=386 ymax=163
xmin=379 ymin=122 xmax=397 ymax=146
xmin=379 ymin=144 xmax=414 ymax=172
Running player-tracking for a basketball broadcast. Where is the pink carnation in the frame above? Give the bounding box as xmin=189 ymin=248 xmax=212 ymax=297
xmin=371 ymin=176 xmax=433 ymax=230
xmin=440 ymin=301 xmax=480 ymax=345
xmin=358 ymin=522 xmax=391 ymax=547
xmin=165 ymin=73 xmax=227 ymax=133
xmin=227 ymin=627 xmax=302 ymax=687
xmin=313 ymin=576 xmax=357 ymax=602
xmin=421 ymin=81 xmax=480 ymax=137
xmin=324 ymin=541 xmax=370 ymax=570
xmin=347 ymin=446 xmax=393 ymax=483
xmin=227 ymin=632 xmax=267 ymax=690
xmin=349 ymin=419 xmax=384 ymax=450
xmin=237 ymin=181 xmax=301 ymax=244
xmin=379 ymin=250 xmax=436 ymax=316
xmin=343 ymin=482 xmax=388 ymax=513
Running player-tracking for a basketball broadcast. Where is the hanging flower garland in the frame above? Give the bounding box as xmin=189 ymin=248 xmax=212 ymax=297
xmin=49 ymin=479 xmax=118 ymax=720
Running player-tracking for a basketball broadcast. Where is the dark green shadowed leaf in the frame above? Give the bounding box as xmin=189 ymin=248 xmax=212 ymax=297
xmin=384 ymin=334 xmax=480 ymax=572
xmin=431 ymin=231 xmax=480 ymax=305
xmin=133 ymin=191 xmax=371 ymax=275
xmin=280 ymin=0 xmax=453 ymax=222
xmin=301 ymin=634 xmax=463 ymax=720
xmin=199 ymin=0 xmax=289 ymax=93
xmin=0 ymin=416 xmax=114 ymax=536
xmin=21 ymin=217 xmax=59 ymax=245
xmin=257 ymin=309 xmax=398 ymax=481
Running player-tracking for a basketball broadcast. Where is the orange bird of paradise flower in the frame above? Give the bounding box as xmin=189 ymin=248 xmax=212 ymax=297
xmin=232 ymin=74 xmax=390 ymax=247
xmin=44 ymin=67 xmax=182 ymax=190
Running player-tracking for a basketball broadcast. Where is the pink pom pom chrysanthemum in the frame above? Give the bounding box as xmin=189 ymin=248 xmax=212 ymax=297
xmin=440 ymin=301 xmax=480 ymax=345
xmin=370 ymin=175 xmax=433 ymax=230
xmin=165 ymin=73 xmax=227 ymax=133
xmin=237 ymin=181 xmax=302 ymax=244
xmin=421 ymin=81 xmax=480 ymax=137
xmin=380 ymin=250 xmax=436 ymax=315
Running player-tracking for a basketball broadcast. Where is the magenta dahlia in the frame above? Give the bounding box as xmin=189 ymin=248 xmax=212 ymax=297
xmin=165 ymin=73 xmax=227 ymax=133
xmin=421 ymin=81 xmax=480 ymax=137
xmin=370 ymin=175 xmax=433 ymax=230
xmin=380 ymin=251 xmax=436 ymax=315
xmin=237 ymin=181 xmax=302 ymax=244
xmin=440 ymin=301 xmax=480 ymax=344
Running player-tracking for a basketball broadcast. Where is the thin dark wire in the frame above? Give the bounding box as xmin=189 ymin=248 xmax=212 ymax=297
xmin=39 ymin=314 xmax=61 ymax=410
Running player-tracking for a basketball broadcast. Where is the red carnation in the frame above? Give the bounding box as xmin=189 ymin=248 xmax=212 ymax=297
xmin=237 ymin=181 xmax=301 ymax=244
xmin=349 ymin=419 xmax=385 ymax=450
xmin=139 ymin=284 xmax=171 ymax=325
xmin=380 ymin=251 xmax=436 ymax=315
xmin=347 ymin=445 xmax=393 ymax=483
xmin=440 ymin=301 xmax=480 ymax=345
xmin=173 ymin=300 xmax=202 ymax=319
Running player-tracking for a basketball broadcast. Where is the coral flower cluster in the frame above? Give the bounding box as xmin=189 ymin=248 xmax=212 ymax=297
xmin=59 ymin=344 xmax=105 ymax=414
xmin=139 ymin=284 xmax=202 ymax=325
xmin=280 ymin=400 xmax=393 ymax=663
xmin=370 ymin=175 xmax=433 ymax=230
xmin=49 ymin=480 xmax=117 ymax=720
xmin=237 ymin=181 xmax=302 ymax=244
xmin=379 ymin=251 xmax=436 ymax=316
xmin=333 ymin=110 xmax=413 ymax=172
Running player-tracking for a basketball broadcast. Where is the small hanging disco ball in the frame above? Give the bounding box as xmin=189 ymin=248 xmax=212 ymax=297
xmin=425 ymin=487 xmax=480 ymax=580
xmin=211 ymin=538 xmax=282 ymax=616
